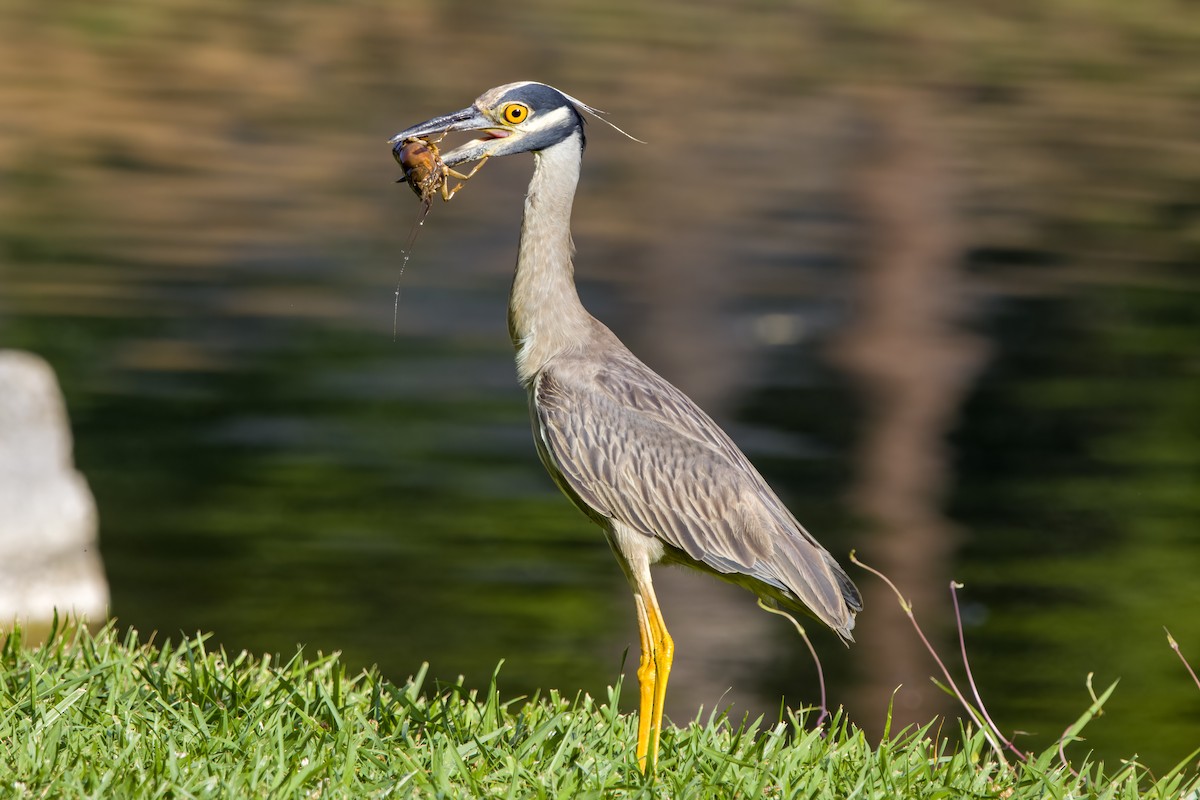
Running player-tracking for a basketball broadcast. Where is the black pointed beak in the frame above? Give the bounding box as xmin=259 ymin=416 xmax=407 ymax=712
xmin=388 ymin=107 xmax=484 ymax=145
xmin=389 ymin=107 xmax=511 ymax=169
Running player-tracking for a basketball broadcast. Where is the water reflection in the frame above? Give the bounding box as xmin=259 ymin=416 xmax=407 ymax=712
xmin=2 ymin=0 xmax=1197 ymax=774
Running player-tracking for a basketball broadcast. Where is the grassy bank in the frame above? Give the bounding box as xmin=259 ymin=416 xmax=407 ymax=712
xmin=2 ymin=622 xmax=1197 ymax=798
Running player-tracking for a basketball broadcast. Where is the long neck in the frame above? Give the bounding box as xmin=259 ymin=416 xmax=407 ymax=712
xmin=509 ymin=131 xmax=593 ymax=386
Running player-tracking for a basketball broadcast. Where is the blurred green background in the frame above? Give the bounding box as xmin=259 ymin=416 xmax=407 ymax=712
xmin=2 ymin=0 xmax=1197 ymax=772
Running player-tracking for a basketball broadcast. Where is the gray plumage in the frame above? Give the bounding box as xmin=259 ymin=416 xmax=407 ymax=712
xmin=532 ymin=332 xmax=860 ymax=638
xmin=390 ymin=81 xmax=861 ymax=770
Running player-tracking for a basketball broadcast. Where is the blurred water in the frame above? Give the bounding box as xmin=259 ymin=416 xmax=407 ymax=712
xmin=1 ymin=0 xmax=1197 ymax=772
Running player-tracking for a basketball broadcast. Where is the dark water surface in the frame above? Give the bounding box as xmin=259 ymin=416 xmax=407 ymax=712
xmin=2 ymin=0 xmax=1197 ymax=773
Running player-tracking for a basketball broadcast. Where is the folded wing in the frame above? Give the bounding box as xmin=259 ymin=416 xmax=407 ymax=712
xmin=533 ymin=350 xmax=861 ymax=639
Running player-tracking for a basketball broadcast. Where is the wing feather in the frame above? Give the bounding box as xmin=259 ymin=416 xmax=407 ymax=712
xmin=532 ymin=348 xmax=861 ymax=636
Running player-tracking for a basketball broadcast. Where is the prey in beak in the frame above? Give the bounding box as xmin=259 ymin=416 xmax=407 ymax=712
xmin=392 ymin=135 xmax=490 ymax=206
xmin=389 ymin=106 xmax=512 ymax=172
xmin=388 ymin=80 xmax=632 ymax=204
xmin=389 ymin=106 xmax=515 ymax=205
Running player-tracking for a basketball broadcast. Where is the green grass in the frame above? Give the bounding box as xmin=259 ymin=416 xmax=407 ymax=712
xmin=1 ymin=622 xmax=1196 ymax=799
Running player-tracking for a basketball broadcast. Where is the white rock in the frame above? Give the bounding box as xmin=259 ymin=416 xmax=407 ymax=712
xmin=0 ymin=350 xmax=109 ymax=625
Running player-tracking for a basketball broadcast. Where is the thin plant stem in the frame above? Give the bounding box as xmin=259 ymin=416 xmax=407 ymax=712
xmin=1057 ymin=725 xmax=1079 ymax=778
xmin=849 ymin=552 xmax=1008 ymax=765
xmin=950 ymin=581 xmax=1026 ymax=763
xmin=1165 ymin=628 xmax=1200 ymax=692
xmin=758 ymin=599 xmax=829 ymax=728
xmin=1058 ymin=672 xmax=1103 ymax=778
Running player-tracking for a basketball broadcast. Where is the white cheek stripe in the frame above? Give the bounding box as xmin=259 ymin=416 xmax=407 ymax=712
xmin=528 ymin=105 xmax=573 ymax=133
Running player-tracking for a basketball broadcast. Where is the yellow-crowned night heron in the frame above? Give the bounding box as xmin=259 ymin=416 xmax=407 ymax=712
xmin=389 ymin=81 xmax=861 ymax=772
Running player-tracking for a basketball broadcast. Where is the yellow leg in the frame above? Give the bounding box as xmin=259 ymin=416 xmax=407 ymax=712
xmin=633 ymin=586 xmax=674 ymax=773
xmin=634 ymin=595 xmax=655 ymax=769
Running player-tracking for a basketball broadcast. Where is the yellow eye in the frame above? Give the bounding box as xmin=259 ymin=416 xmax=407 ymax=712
xmin=501 ymin=103 xmax=529 ymax=124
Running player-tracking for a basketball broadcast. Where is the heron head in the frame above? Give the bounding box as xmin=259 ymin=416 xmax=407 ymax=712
xmin=389 ymin=82 xmax=590 ymax=170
